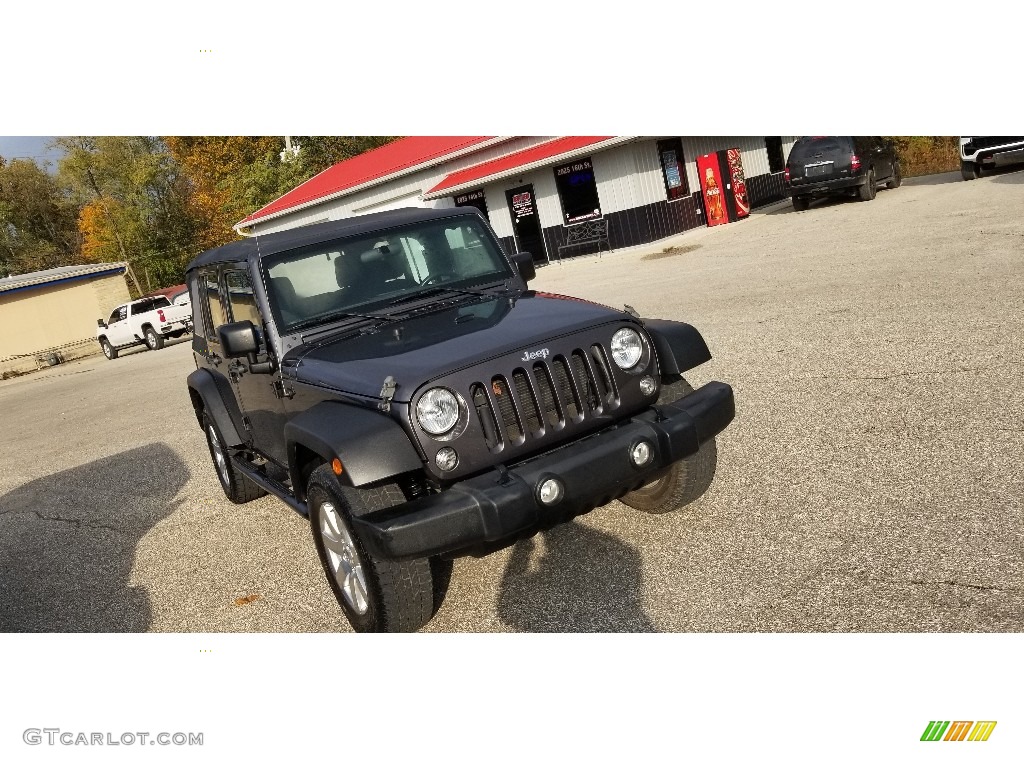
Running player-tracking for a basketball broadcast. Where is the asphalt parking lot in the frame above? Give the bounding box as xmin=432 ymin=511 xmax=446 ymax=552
xmin=1 ymin=169 xmax=1021 ymax=632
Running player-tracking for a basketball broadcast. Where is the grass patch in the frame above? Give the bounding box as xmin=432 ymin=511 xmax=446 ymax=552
xmin=641 ymin=243 xmax=701 ymax=261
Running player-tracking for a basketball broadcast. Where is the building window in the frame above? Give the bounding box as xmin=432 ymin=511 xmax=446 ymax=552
xmin=454 ymin=189 xmax=488 ymax=219
xmin=553 ymin=157 xmax=601 ymax=223
xmin=657 ymin=138 xmax=689 ymax=201
xmin=765 ymin=137 xmax=785 ymax=174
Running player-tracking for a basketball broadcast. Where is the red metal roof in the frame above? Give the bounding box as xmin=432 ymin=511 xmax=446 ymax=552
xmin=425 ymin=136 xmax=616 ymax=197
xmin=237 ymin=136 xmax=496 ymax=226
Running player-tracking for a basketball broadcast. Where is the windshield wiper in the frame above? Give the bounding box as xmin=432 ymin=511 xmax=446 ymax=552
xmin=289 ymin=308 xmax=397 ymax=336
xmin=388 ymin=282 xmax=515 ymax=306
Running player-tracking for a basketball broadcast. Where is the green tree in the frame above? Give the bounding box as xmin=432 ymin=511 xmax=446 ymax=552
xmin=55 ymin=137 xmax=202 ymax=291
xmin=0 ymin=155 xmax=81 ymax=276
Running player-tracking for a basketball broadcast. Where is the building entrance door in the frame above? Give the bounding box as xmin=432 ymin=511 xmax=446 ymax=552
xmin=505 ymin=184 xmax=547 ymax=263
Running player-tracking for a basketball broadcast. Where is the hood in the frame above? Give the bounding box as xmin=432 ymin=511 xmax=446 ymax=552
xmin=287 ymin=292 xmax=630 ymax=400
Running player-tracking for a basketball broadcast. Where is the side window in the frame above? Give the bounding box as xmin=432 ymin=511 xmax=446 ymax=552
xmin=200 ymin=269 xmax=227 ymax=342
xmin=224 ymin=269 xmax=262 ymax=326
xmin=765 ymin=137 xmax=785 ymax=173
xmin=108 ymin=306 xmax=126 ymax=325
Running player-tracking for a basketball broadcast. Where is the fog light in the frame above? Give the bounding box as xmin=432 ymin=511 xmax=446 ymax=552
xmin=631 ymin=441 xmax=654 ymax=467
xmin=640 ymin=376 xmax=657 ymax=396
xmin=435 ymin=447 xmax=459 ymax=471
xmin=538 ymin=477 xmax=564 ymax=506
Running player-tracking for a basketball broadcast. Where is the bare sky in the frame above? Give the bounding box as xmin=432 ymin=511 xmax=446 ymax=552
xmin=0 ymin=136 xmax=63 ymax=170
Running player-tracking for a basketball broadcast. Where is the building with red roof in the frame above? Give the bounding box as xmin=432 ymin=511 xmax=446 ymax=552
xmin=236 ymin=136 xmax=798 ymax=261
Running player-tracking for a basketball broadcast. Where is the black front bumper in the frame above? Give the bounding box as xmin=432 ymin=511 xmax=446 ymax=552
xmin=351 ymin=380 xmax=735 ymax=560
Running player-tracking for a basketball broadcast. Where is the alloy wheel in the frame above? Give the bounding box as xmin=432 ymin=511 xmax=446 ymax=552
xmin=319 ymin=501 xmax=370 ymax=615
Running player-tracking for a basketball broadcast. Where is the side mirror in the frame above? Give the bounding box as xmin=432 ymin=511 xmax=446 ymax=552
xmin=217 ymin=320 xmax=276 ymax=374
xmin=512 ymin=252 xmax=536 ymax=283
xmin=97 ymin=319 xmax=107 ymax=328
xmin=218 ymin=320 xmax=259 ymax=360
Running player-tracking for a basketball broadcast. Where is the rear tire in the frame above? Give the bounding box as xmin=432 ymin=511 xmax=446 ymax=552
xmin=620 ymin=378 xmax=718 ymax=515
xmin=145 ymin=327 xmax=164 ymax=350
xmin=960 ymin=161 xmax=977 ymax=180
xmin=858 ymin=170 xmax=877 ymax=201
xmin=203 ymin=414 xmax=266 ymax=504
xmin=307 ymin=466 xmax=434 ymax=633
xmin=792 ymin=195 xmax=810 ymax=211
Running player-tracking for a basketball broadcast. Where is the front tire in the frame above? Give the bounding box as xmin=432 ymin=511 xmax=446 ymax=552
xmin=203 ymin=414 xmax=266 ymax=504
xmin=887 ymin=161 xmax=902 ymax=189
xmin=145 ymin=327 xmax=164 ymax=350
xmin=858 ymin=170 xmax=877 ymax=201
xmin=100 ymin=338 xmax=117 ymax=360
xmin=307 ymin=466 xmax=434 ymax=633
xmin=620 ymin=378 xmax=718 ymax=515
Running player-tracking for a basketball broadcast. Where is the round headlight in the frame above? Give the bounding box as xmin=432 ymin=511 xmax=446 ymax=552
xmin=611 ymin=327 xmax=643 ymax=369
xmin=416 ymin=388 xmax=460 ymax=435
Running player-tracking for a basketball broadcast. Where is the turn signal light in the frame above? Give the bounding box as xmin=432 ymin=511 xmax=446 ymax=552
xmin=851 ymin=154 xmax=861 ymax=172
xmin=331 ymin=458 xmax=344 ymax=475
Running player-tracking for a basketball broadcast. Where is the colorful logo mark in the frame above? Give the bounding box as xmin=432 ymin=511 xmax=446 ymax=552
xmin=921 ymin=721 xmax=997 ymax=742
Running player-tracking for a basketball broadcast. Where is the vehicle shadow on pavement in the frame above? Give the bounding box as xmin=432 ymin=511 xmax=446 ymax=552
xmin=764 ymin=196 xmax=852 ymax=215
xmin=496 ymin=520 xmax=657 ymax=632
xmin=0 ymin=444 xmax=188 ymax=632
xmin=989 ymin=169 xmax=1024 ymax=184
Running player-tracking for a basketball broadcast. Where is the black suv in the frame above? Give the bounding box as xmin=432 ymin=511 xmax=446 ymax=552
xmin=785 ymin=136 xmax=901 ymax=210
xmin=184 ymin=207 xmax=734 ymax=632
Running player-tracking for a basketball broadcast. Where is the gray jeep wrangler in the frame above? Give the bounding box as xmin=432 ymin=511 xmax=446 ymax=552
xmin=185 ymin=207 xmax=734 ymax=632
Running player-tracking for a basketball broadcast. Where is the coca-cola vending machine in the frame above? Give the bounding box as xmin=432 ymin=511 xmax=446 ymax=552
xmin=697 ymin=148 xmax=750 ymax=227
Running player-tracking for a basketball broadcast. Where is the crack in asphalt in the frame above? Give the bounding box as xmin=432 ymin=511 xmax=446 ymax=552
xmin=33 ymin=511 xmax=126 ymax=534
xmin=806 ymin=366 xmax=991 ymax=381
xmin=866 ymin=576 xmax=1015 ymax=592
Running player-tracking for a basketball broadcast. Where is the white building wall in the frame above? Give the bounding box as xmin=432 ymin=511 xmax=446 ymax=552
xmin=591 ymin=140 xmax=667 ymax=215
xmin=247 ymin=136 xmax=801 ymax=240
xmin=680 ymin=136 xmax=799 ymax=191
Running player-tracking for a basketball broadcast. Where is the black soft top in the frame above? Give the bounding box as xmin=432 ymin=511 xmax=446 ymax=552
xmin=185 ymin=207 xmax=486 ymax=272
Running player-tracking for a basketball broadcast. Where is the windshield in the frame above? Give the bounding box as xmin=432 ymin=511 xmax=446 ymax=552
xmin=261 ymin=216 xmax=514 ymax=334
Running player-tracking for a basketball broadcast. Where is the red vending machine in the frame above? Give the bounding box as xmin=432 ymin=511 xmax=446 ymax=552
xmin=697 ymin=148 xmax=750 ymax=226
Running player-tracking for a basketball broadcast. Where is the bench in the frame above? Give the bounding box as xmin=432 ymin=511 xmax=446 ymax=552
xmin=556 ymin=218 xmax=612 ymax=261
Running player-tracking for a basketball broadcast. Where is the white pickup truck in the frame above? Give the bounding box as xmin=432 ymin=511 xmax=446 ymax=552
xmin=96 ymin=295 xmax=193 ymax=360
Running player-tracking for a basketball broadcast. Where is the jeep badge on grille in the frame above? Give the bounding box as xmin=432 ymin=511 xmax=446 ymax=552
xmin=521 ymin=348 xmax=550 ymax=362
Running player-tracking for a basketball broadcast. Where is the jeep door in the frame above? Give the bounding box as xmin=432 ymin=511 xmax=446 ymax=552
xmin=221 ymin=265 xmax=290 ymax=465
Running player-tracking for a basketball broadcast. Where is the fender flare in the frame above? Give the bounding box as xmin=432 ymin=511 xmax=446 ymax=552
xmin=186 ymin=367 xmax=247 ymax=448
xmin=285 ymin=401 xmax=423 ymax=495
xmin=642 ymin=319 xmax=712 ymax=379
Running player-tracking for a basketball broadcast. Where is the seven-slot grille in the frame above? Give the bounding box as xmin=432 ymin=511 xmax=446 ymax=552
xmin=469 ymin=344 xmax=619 ymax=453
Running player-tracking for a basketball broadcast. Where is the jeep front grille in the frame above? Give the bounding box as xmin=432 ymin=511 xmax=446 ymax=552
xmin=471 ymin=344 xmax=618 ymax=453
